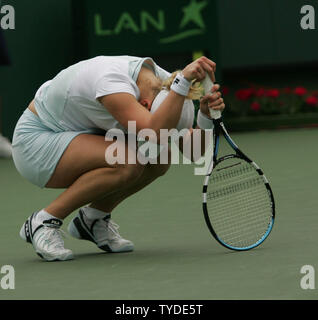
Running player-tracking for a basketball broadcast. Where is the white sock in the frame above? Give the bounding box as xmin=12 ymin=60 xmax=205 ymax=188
xmin=82 ymin=206 xmax=110 ymax=220
xmin=36 ymin=209 xmax=62 ymax=223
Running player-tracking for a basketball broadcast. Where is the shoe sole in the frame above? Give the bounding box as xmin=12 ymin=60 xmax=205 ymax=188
xmin=36 ymin=252 xmax=74 ymax=262
xmin=99 ymin=243 xmax=134 ymax=253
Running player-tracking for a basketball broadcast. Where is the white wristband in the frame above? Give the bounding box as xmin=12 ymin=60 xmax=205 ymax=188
xmin=197 ymin=110 xmax=213 ymax=129
xmin=170 ymin=73 xmax=191 ymax=96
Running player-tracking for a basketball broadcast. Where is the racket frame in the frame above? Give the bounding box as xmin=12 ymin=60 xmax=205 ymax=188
xmin=202 ymin=118 xmax=276 ymax=251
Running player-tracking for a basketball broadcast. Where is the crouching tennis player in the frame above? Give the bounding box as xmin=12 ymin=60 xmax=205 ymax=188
xmin=12 ymin=55 xmax=225 ymax=261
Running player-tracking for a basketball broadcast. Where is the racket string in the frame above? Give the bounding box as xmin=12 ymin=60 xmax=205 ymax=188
xmin=208 ymin=200 xmax=271 ymax=244
xmin=208 ymin=186 xmax=272 ymax=217
xmin=206 ymin=159 xmax=273 ymax=248
xmin=209 ymin=197 xmax=271 ymax=241
xmin=207 ymin=176 xmax=264 ymax=200
xmin=211 ymin=205 xmax=272 ymax=230
xmin=210 ymin=163 xmax=255 ymax=183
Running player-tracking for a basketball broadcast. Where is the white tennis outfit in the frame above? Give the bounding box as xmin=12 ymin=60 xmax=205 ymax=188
xmin=33 ymin=56 xmax=170 ymax=133
xmin=12 ymin=56 xmax=189 ymax=187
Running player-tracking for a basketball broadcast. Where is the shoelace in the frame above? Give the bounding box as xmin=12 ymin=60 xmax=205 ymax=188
xmin=104 ymin=219 xmax=121 ymax=240
xmin=37 ymin=227 xmax=67 ymax=250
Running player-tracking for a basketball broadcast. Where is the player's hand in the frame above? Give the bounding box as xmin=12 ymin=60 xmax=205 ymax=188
xmin=200 ymin=84 xmax=225 ymax=117
xmin=182 ymin=56 xmax=216 ymax=82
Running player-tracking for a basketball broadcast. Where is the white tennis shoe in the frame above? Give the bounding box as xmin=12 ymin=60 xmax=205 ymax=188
xmin=20 ymin=213 xmax=74 ymax=261
xmin=67 ymin=209 xmax=134 ymax=253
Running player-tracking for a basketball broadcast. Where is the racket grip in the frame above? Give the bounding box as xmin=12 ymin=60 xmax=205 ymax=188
xmin=202 ymin=76 xmax=222 ymax=120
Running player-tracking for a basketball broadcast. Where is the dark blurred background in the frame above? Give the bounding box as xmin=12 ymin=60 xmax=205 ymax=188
xmin=0 ymin=0 xmax=318 ymax=138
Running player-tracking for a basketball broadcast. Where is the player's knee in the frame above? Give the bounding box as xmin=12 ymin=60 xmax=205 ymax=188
xmin=116 ymin=163 xmax=145 ymax=185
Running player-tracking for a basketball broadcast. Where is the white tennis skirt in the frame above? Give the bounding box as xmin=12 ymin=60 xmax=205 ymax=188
xmin=12 ymin=109 xmax=91 ymax=188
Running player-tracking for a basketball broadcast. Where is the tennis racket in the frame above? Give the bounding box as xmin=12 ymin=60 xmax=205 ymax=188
xmin=201 ymin=76 xmax=275 ymax=251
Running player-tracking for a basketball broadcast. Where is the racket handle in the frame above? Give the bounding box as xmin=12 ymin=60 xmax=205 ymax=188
xmin=202 ymin=76 xmax=222 ymax=120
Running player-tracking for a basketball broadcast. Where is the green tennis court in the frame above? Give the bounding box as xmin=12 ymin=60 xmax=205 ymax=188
xmin=1 ymin=127 xmax=317 ymax=300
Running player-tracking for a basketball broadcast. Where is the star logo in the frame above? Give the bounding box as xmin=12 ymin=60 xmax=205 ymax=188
xmin=180 ymin=0 xmax=208 ymax=29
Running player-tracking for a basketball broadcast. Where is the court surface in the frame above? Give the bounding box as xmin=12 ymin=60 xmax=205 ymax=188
xmin=0 ymin=128 xmax=317 ymax=300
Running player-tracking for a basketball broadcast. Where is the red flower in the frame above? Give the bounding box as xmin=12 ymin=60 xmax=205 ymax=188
xmin=294 ymin=87 xmax=307 ymax=96
xmin=236 ymin=88 xmax=254 ymax=101
xmin=255 ymin=88 xmax=265 ymax=97
xmin=250 ymin=101 xmax=261 ymax=111
xmin=266 ymin=89 xmax=280 ymax=98
xmin=305 ymin=96 xmax=318 ymax=106
xmin=221 ymin=86 xmax=230 ymax=96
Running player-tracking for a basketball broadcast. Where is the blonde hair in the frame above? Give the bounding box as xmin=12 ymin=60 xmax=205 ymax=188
xmin=161 ymin=71 xmax=203 ymax=100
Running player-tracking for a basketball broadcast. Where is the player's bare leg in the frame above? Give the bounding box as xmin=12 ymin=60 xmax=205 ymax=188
xmin=67 ymin=148 xmax=171 ymax=253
